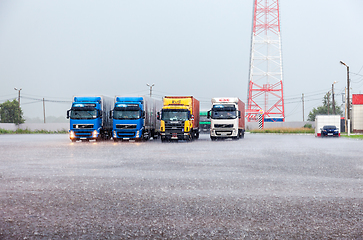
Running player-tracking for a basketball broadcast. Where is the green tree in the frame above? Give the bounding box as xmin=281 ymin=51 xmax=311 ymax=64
xmin=0 ymin=99 xmax=25 ymax=125
xmin=307 ymin=92 xmax=343 ymax=121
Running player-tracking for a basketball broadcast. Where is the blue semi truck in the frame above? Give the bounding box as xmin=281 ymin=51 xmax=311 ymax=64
xmin=111 ymin=96 xmax=162 ymax=141
xmin=66 ymin=96 xmax=113 ymax=142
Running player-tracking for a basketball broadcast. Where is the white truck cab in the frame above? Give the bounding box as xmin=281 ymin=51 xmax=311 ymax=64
xmin=208 ymin=98 xmax=245 ymax=140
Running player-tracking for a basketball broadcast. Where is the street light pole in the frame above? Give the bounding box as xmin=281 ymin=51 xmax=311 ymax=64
xmin=14 ymin=87 xmax=22 ymax=106
xmin=146 ymin=83 xmax=155 ymax=97
xmin=340 ymin=61 xmax=350 ymax=134
xmin=13 ymin=87 xmax=22 ymax=126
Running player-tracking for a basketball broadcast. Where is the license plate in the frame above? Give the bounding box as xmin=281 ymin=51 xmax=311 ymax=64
xmin=328 ymin=133 xmax=333 ymax=135
xmin=172 ymin=133 xmax=177 ymax=138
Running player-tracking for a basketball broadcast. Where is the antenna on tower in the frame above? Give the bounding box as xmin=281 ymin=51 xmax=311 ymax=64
xmin=247 ymin=0 xmax=285 ymax=122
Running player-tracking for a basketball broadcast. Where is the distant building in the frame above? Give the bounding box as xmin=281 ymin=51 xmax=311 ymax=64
xmin=352 ymin=94 xmax=363 ymax=133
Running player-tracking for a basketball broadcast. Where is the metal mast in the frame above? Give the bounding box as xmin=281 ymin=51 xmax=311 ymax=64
xmin=247 ymin=0 xmax=285 ymax=122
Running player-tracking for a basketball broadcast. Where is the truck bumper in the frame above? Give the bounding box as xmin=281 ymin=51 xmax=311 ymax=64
xmin=210 ymin=129 xmax=237 ymax=138
xmin=69 ymin=130 xmax=99 ymax=141
xmin=113 ymin=130 xmax=141 ymax=140
xmin=160 ymin=132 xmax=190 ymax=141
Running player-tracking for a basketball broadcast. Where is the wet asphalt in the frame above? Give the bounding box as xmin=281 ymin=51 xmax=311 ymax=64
xmin=0 ymin=133 xmax=362 ymax=239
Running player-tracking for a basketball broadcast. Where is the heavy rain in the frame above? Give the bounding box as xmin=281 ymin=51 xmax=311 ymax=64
xmin=1 ymin=133 xmax=362 ymax=239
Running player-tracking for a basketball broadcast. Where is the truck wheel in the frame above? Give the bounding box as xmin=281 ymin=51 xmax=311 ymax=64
xmin=211 ymin=136 xmax=217 ymax=141
xmin=113 ymin=138 xmax=118 ymax=142
xmin=241 ymin=131 xmax=245 ymax=139
xmin=187 ymin=134 xmax=193 ymax=142
xmin=71 ymin=139 xmax=77 ymax=142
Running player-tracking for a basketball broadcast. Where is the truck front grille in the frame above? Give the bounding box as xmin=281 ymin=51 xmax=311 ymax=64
xmin=116 ymin=124 xmax=137 ymax=129
xmin=117 ymin=132 xmax=135 ymax=138
xmin=215 ymin=131 xmax=232 ymax=136
xmin=73 ymin=124 xmax=94 ymax=129
xmin=214 ymin=124 xmax=233 ymax=128
xmin=165 ymin=122 xmax=184 ymax=133
xmin=74 ymin=130 xmax=92 ymax=137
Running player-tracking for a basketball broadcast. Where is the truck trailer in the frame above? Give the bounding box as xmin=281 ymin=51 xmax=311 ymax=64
xmin=315 ymin=115 xmax=340 ymax=137
xmin=208 ymin=97 xmax=245 ymax=140
xmin=67 ymin=96 xmax=113 ymax=142
xmin=111 ymin=96 xmax=162 ymax=141
xmin=158 ymin=96 xmax=200 ymax=142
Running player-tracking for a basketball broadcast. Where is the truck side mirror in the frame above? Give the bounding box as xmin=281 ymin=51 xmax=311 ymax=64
xmin=190 ymin=114 xmax=194 ymax=121
xmin=157 ymin=112 xmax=160 ymax=120
xmin=238 ymin=111 xmax=241 ymax=119
xmin=99 ymin=110 xmax=103 ymax=118
xmin=66 ymin=110 xmax=70 ymax=119
xmin=142 ymin=111 xmax=146 ymax=119
xmin=207 ymin=111 xmax=211 ymax=119
xmin=109 ymin=110 xmax=113 ymax=119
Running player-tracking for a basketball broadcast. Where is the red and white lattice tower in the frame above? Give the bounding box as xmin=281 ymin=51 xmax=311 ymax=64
xmin=247 ymin=0 xmax=285 ymax=122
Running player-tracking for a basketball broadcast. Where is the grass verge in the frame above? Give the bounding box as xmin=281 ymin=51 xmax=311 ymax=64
xmin=0 ymin=128 xmax=68 ymax=134
xmin=249 ymin=127 xmax=315 ymax=134
xmin=340 ymin=134 xmax=363 ymax=139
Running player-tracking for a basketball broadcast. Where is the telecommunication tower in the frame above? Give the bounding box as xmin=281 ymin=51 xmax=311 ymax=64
xmin=247 ymin=0 xmax=285 ymax=122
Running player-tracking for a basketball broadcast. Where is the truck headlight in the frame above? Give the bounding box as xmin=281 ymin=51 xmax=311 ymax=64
xmin=69 ymin=130 xmax=75 ymax=139
xmin=113 ymin=131 xmax=117 ymax=138
xmin=92 ymin=130 xmax=98 ymax=138
xmin=136 ymin=131 xmax=140 ymax=138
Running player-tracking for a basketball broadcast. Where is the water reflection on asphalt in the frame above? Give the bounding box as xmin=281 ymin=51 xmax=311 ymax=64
xmin=0 ymin=133 xmax=362 ymax=239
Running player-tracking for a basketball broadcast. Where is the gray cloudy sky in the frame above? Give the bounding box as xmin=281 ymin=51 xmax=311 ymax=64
xmin=0 ymin=0 xmax=362 ymax=121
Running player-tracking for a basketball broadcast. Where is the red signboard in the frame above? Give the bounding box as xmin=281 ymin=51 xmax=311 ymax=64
xmin=352 ymin=94 xmax=363 ymax=105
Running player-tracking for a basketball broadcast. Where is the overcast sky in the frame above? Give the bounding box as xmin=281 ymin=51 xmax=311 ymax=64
xmin=1 ymin=0 xmax=362 ymax=121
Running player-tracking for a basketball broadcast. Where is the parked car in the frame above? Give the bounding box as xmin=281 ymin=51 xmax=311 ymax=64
xmin=321 ymin=125 xmax=339 ymax=137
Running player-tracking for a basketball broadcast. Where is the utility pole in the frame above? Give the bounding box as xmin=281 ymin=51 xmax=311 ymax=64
xmin=302 ymin=93 xmax=305 ymax=121
xmin=345 ymin=87 xmax=347 ymax=132
xmin=332 ymin=83 xmax=336 ymax=115
xmin=327 ymin=92 xmax=330 ymax=115
xmin=146 ymin=83 xmax=154 ymax=97
xmin=340 ymin=61 xmax=350 ymax=135
xmin=43 ymin=98 xmax=46 ymax=123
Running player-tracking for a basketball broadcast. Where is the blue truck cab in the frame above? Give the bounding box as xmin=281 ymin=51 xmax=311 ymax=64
xmin=67 ymin=96 xmax=113 ymax=142
xmin=111 ymin=96 xmax=161 ymax=141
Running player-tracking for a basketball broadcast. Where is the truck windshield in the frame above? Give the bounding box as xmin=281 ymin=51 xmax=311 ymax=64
xmin=211 ymin=105 xmax=237 ymax=119
xmin=70 ymin=110 xmax=98 ymax=119
xmin=162 ymin=110 xmax=189 ymax=121
xmin=113 ymin=110 xmax=140 ymax=120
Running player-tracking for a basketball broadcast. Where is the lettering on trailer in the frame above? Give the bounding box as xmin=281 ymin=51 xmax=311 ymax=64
xmin=218 ymin=99 xmax=230 ymax=102
xmin=172 ymin=100 xmax=182 ymax=104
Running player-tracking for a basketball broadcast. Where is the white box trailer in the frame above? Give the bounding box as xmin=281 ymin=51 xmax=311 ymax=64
xmin=315 ymin=115 xmax=341 ymax=137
